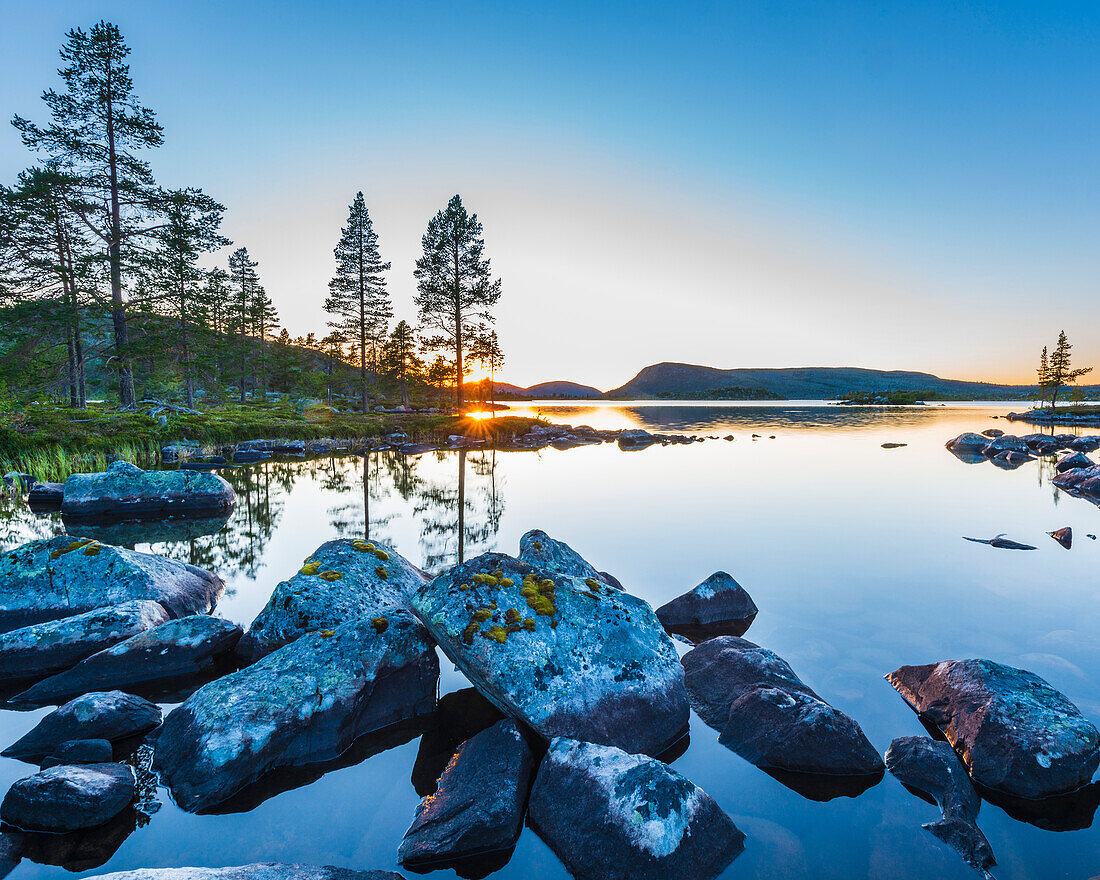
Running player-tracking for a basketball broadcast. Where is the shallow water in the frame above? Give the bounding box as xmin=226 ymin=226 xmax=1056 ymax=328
xmin=1 ymin=401 xmax=1098 ymax=880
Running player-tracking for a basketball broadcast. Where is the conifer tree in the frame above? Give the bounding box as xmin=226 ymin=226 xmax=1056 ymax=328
xmin=227 ymin=247 xmax=260 ymax=404
xmin=382 ymin=320 xmax=423 ymax=408
xmin=1037 ymin=346 xmax=1051 ymax=408
xmin=13 ymin=21 xmax=167 ymax=407
xmin=325 ymin=192 xmax=391 ymax=413
xmin=1047 ymin=330 xmax=1092 ymax=408
xmin=414 ymin=195 xmax=501 ymax=410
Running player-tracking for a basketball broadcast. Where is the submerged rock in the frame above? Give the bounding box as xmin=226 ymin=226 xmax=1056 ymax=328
xmin=990 ymin=449 xmax=1034 ymax=468
xmin=0 ymin=601 xmax=169 ymax=684
xmin=409 ymin=550 xmax=688 ymax=756
xmin=1048 ymin=527 xmax=1073 ymax=550
xmin=13 ymin=616 xmax=242 ymax=705
xmin=1052 ymin=464 xmax=1100 ymax=497
xmin=399 ymin=719 xmax=535 ymax=868
xmin=1 ymin=763 xmax=134 ymax=834
xmin=3 ymin=692 xmax=161 ymax=763
xmin=27 ymin=482 xmax=64 ymax=510
xmin=962 ymin=534 xmax=1037 ymax=550
xmin=40 ymin=739 xmax=114 ymax=769
xmin=682 ymin=636 xmax=883 ymax=776
xmin=238 ymin=538 xmax=426 ymax=662
xmin=885 ymin=736 xmax=995 ymax=878
xmin=0 ymin=536 xmax=224 ymax=632
xmin=656 ymin=572 xmax=758 ymax=642
xmin=60 ymin=461 xmax=235 ymax=520
xmin=887 ymin=659 xmax=1100 ymax=799
xmin=154 ymin=613 xmax=438 ymax=811
xmin=84 ymin=866 xmax=404 ymax=880
xmin=528 ymin=737 xmax=744 ymax=880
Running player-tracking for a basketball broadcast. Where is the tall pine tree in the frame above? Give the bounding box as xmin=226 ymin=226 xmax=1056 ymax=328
xmin=13 ymin=21 xmax=166 ymax=407
xmin=414 ymin=195 xmax=501 ymax=410
xmin=227 ymin=247 xmax=260 ymax=404
xmin=1047 ymin=330 xmax=1092 ymax=408
xmin=324 ymin=192 xmax=391 ymax=413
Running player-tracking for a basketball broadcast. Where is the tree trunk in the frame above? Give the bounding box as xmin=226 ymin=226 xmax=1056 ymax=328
xmin=105 ymin=67 xmax=135 ymax=407
xmin=66 ymin=332 xmax=79 ymax=408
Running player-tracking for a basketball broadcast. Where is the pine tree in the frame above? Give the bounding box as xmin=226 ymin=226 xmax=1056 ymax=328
xmin=227 ymin=247 xmax=260 ymax=404
xmin=468 ymin=326 xmax=504 ymax=409
xmin=325 ymin=192 xmax=391 ymax=413
xmin=250 ymin=284 xmax=279 ymax=399
xmin=153 ymin=188 xmax=229 ymax=408
xmin=1047 ymin=330 xmax=1092 ymax=408
xmin=414 ymin=195 xmax=501 ymax=410
xmin=1037 ymin=346 xmax=1051 ymax=408
xmin=13 ymin=22 xmax=166 ymax=407
xmin=382 ymin=320 xmax=424 ymax=408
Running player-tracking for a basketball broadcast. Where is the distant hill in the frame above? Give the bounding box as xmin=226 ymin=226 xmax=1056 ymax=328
xmin=492 ymin=380 xmax=603 ymax=399
xmin=605 ymin=362 xmax=1055 ymax=400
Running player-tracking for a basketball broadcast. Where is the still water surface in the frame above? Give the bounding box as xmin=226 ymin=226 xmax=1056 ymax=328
xmin=1 ymin=401 xmax=1097 ymax=880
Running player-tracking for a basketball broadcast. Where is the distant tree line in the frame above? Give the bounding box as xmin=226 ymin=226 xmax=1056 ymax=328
xmin=0 ymin=21 xmax=505 ymax=413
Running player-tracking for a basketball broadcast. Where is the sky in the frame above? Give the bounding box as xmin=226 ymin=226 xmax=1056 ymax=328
xmin=1 ymin=1 xmax=1098 ymax=389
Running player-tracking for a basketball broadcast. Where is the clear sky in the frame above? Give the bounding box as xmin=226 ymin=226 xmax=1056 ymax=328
xmin=2 ymin=1 xmax=1097 ymax=389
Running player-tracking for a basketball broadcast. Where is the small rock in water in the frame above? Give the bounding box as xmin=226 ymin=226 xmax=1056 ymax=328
xmin=980 ymin=429 xmax=1004 ymax=438
xmin=962 ymin=534 xmax=1037 ymax=551
xmin=61 ymin=460 xmax=235 ymax=520
xmin=2 ymin=691 xmax=161 ymax=763
xmin=1 ymin=763 xmax=135 ymax=833
xmin=398 ymin=719 xmax=535 ymax=869
xmin=881 ymin=442 xmax=907 ymax=448
xmin=40 ymin=739 xmax=114 ymax=769
xmin=528 ymin=737 xmax=744 ymax=880
xmin=885 ymin=736 xmax=996 ymax=878
xmin=1055 ymin=451 xmax=1096 ymax=473
xmin=656 ymin=572 xmax=758 ymax=643
xmin=83 ymin=867 xmax=405 ymax=880
xmin=1048 ymin=527 xmax=1072 ymax=550
xmin=886 ymin=659 xmax=1100 ymax=799
xmin=681 ymin=636 xmax=883 ymax=777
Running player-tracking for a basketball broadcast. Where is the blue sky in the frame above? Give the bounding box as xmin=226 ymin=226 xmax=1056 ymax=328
xmin=2 ymin=1 xmax=1097 ymax=387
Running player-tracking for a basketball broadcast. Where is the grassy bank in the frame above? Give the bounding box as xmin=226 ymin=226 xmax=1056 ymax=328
xmin=0 ymin=402 xmax=543 ymax=481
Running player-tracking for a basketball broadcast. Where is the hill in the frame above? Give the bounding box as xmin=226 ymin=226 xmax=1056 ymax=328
xmin=491 ymin=380 xmax=603 ymax=399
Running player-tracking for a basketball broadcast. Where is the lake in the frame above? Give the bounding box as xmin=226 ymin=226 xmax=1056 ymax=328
xmin=0 ymin=401 xmax=1097 ymax=880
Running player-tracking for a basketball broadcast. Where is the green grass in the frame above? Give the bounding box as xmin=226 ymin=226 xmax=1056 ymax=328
xmin=0 ymin=403 xmax=543 ymax=481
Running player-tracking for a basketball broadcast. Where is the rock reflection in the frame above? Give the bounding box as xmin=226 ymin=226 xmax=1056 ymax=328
xmin=14 ymin=806 xmax=138 ymax=872
xmin=978 ymin=780 xmax=1100 ymax=833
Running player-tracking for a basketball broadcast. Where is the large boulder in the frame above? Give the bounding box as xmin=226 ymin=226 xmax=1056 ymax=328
xmin=27 ymin=481 xmax=64 ymax=510
xmin=0 ymin=601 xmax=169 ymax=684
xmin=84 ymin=867 xmax=404 ymax=880
xmin=528 ymin=737 xmax=745 ymax=880
xmin=1052 ymin=464 xmax=1100 ymax=496
xmin=409 ymin=551 xmax=688 ymax=756
xmin=61 ymin=460 xmax=235 ymax=520
xmin=13 ymin=615 xmax=242 ymax=705
xmin=982 ymin=435 xmax=1031 ymax=456
xmin=154 ymin=613 xmax=438 ymax=811
xmin=1068 ymin=436 xmax=1100 ymax=453
xmin=656 ymin=571 xmax=758 ymax=642
xmin=887 ymin=659 xmax=1100 ymax=799
xmin=1055 ymin=451 xmax=1096 ymax=473
xmin=682 ymin=636 xmax=883 ymax=776
xmin=238 ymin=538 xmax=427 ymax=662
xmin=0 ymin=536 xmax=224 ymax=632
xmin=885 ymin=736 xmax=995 ymax=877
xmin=0 ymin=763 xmax=134 ymax=833
xmin=2 ymin=691 xmax=161 ymax=763
xmin=398 ymin=719 xmax=535 ymax=868
xmin=945 ymin=433 xmax=991 ymax=455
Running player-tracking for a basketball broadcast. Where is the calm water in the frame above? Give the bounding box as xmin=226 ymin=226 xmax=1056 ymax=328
xmin=1 ymin=401 xmax=1098 ymax=880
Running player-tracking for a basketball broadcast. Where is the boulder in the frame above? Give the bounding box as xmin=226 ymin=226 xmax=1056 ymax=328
xmin=945 ymin=433 xmax=991 ymax=455
xmin=409 ymin=551 xmax=688 ymax=756
xmin=398 ymin=719 xmax=535 ymax=868
xmin=13 ymin=615 xmax=242 ymax=705
xmin=617 ymin=429 xmax=660 ymax=450
xmin=160 ymin=443 xmax=200 ymax=463
xmin=0 ymin=763 xmax=134 ymax=833
xmin=27 ymin=482 xmax=64 ymax=509
xmin=83 ymin=866 xmax=404 ymax=880
xmin=887 ymin=659 xmax=1100 ymax=799
xmin=980 ymin=429 xmax=1004 ymax=438
xmin=982 ymin=435 xmax=1030 ymax=455
xmin=238 ymin=539 xmax=427 ymax=662
xmin=154 ymin=613 xmax=438 ymax=811
xmin=527 ymin=737 xmax=744 ymax=880
xmin=1056 ymin=451 xmax=1096 ymax=473
xmin=1048 ymin=527 xmax=1073 ymax=550
xmin=41 ymin=739 xmax=114 ymax=769
xmin=2 ymin=473 xmax=34 ymax=492
xmin=0 ymin=536 xmax=224 ymax=632
xmin=2 ymin=691 xmax=161 ymax=763
xmin=682 ymin=636 xmax=883 ymax=776
xmin=655 ymin=572 xmax=758 ymax=642
xmin=0 ymin=601 xmax=169 ymax=684
xmin=60 ymin=461 xmax=235 ymax=520
xmin=1052 ymin=464 xmax=1100 ymax=496
xmin=990 ymin=449 xmax=1034 ymax=468
xmin=885 ymin=736 xmax=995 ymax=877
xmin=517 ymin=529 xmax=620 ymax=589
xmin=1068 ymin=436 xmax=1100 ymax=453
xmin=411 ymin=688 xmax=504 ymax=797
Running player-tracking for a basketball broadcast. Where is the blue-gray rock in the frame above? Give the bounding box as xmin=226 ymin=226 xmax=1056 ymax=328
xmin=527 ymin=737 xmax=744 ymax=880
xmin=887 ymin=659 xmax=1100 ymax=799
xmin=1069 ymin=436 xmax=1100 ymax=453
xmin=945 ymin=433 xmax=991 ymax=455
xmin=982 ymin=435 xmax=1031 ymax=456
xmin=2 ymin=691 xmax=161 ymax=763
xmin=990 ymin=449 xmax=1034 ymax=469
xmin=409 ymin=551 xmax=688 ymax=756
xmin=238 ymin=539 xmax=427 ymax=662
xmin=398 ymin=719 xmax=535 ymax=868
xmin=40 ymin=739 xmax=114 ymax=769
xmin=84 ymin=866 xmax=404 ymax=880
xmin=0 ymin=536 xmax=224 ymax=632
xmin=656 ymin=572 xmax=758 ymax=642
xmin=3 ymin=473 xmax=34 ymax=492
xmin=1053 ymin=464 xmax=1100 ymax=497
xmin=518 ymin=529 xmax=622 ymax=590
xmin=27 ymin=482 xmax=64 ymax=509
xmin=0 ymin=601 xmax=169 ymax=683
xmin=61 ymin=461 xmax=235 ymax=520
xmin=161 ymin=442 xmax=200 ymax=463
xmin=1 ymin=763 xmax=135 ymax=833
xmin=153 ymin=613 xmax=438 ymax=811
xmin=1055 ymin=451 xmax=1095 ymax=473
xmin=885 ymin=736 xmax=995 ymax=878
xmin=13 ymin=616 xmax=242 ymax=705
xmin=682 ymin=636 xmax=883 ymax=776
